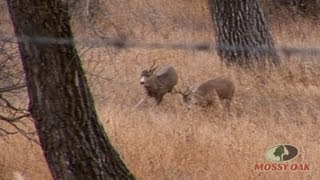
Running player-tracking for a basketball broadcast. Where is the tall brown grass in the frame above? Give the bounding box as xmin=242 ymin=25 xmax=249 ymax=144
xmin=1 ymin=0 xmax=320 ymax=179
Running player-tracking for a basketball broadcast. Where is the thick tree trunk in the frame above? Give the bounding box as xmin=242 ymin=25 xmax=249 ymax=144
xmin=6 ymin=0 xmax=134 ymax=179
xmin=209 ymin=0 xmax=280 ymax=67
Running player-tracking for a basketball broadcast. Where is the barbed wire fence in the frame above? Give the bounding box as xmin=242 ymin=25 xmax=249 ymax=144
xmin=0 ymin=34 xmax=320 ymax=57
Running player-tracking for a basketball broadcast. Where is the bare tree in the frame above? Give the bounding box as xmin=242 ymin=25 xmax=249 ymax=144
xmin=209 ymin=0 xmax=280 ymax=67
xmin=6 ymin=0 xmax=134 ymax=179
xmin=0 ymin=35 xmax=33 ymax=138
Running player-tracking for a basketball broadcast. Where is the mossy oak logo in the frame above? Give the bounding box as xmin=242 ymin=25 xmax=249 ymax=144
xmin=254 ymin=144 xmax=310 ymax=171
xmin=265 ymin=144 xmax=298 ymax=162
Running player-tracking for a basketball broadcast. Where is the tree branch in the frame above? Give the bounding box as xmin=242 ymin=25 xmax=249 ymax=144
xmin=0 ymin=83 xmax=26 ymax=93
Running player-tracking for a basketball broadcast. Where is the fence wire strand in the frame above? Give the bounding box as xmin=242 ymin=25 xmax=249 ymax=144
xmin=0 ymin=35 xmax=320 ymax=57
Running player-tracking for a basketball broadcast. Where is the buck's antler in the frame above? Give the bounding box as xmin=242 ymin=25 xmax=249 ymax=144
xmin=148 ymin=60 xmax=159 ymax=73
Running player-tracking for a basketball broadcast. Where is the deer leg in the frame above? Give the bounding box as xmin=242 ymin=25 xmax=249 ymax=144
xmin=155 ymin=96 xmax=163 ymax=105
xmin=170 ymin=87 xmax=177 ymax=94
xmin=211 ymin=90 xmax=222 ymax=110
xmin=133 ymin=95 xmax=148 ymax=109
xmin=225 ymin=99 xmax=231 ymax=112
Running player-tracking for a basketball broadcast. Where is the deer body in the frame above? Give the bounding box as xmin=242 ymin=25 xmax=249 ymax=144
xmin=140 ymin=64 xmax=178 ymax=105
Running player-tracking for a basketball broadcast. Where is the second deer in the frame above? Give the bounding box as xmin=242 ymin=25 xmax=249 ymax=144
xmin=177 ymin=76 xmax=235 ymax=110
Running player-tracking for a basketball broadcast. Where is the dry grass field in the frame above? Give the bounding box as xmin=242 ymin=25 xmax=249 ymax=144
xmin=1 ymin=0 xmax=320 ymax=179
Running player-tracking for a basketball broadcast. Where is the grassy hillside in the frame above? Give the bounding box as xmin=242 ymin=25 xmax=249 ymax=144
xmin=1 ymin=0 xmax=320 ymax=179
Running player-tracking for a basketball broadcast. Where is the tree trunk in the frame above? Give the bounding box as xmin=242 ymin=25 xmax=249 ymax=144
xmin=6 ymin=0 xmax=135 ymax=179
xmin=209 ymin=0 xmax=280 ymax=67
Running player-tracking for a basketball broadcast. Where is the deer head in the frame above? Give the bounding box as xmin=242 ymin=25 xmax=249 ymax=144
xmin=140 ymin=61 xmax=159 ymax=85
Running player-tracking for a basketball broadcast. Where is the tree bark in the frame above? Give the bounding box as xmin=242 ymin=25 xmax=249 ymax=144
xmin=6 ymin=0 xmax=135 ymax=179
xmin=209 ymin=0 xmax=280 ymax=68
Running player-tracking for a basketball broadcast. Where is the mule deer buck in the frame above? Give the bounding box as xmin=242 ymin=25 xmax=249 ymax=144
xmin=176 ymin=77 xmax=235 ymax=110
xmin=134 ymin=62 xmax=178 ymax=108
